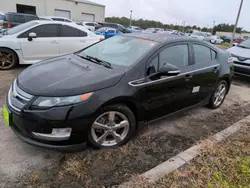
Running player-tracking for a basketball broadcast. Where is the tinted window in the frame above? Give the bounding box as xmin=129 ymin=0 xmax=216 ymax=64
xmin=11 ymin=22 xmax=38 ymax=35
xmin=86 ymin=23 xmax=94 ymax=26
xmin=159 ymin=44 xmax=189 ymax=69
xmin=60 ymin=25 xmax=87 ymax=37
xmin=211 ymin=50 xmax=216 ymax=60
xmin=118 ymin=24 xmax=125 ymax=31
xmin=193 ymin=44 xmax=213 ymax=63
xmin=107 ymin=29 xmax=115 ymax=33
xmin=147 ymin=55 xmax=159 ymax=75
xmin=13 ymin=15 xmax=25 ymax=23
xmin=64 ymin=19 xmax=71 ymax=23
xmin=103 ymin=23 xmax=117 ymax=28
xmin=52 ymin=18 xmax=64 ymax=21
xmin=21 ymin=24 xmax=58 ymax=38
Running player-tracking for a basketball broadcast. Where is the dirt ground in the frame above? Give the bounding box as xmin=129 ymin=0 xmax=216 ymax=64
xmin=1 ymin=66 xmax=250 ymax=188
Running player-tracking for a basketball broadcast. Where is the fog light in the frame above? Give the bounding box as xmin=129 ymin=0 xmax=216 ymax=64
xmin=52 ymin=128 xmax=72 ymax=135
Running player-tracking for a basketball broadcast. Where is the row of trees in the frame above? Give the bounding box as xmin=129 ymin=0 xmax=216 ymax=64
xmin=105 ymin=17 xmax=247 ymax=34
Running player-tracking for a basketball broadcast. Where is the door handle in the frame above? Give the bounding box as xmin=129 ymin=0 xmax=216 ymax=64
xmin=51 ymin=41 xmax=58 ymax=44
xmin=184 ymin=74 xmax=193 ymax=81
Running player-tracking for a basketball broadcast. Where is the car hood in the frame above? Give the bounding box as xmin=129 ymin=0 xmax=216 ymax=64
xmin=227 ymin=46 xmax=250 ymax=58
xmin=17 ymin=54 xmax=125 ymax=96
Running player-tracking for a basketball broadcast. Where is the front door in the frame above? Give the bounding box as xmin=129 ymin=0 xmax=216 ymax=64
xmin=144 ymin=43 xmax=196 ymax=120
xmin=191 ymin=43 xmax=220 ymax=102
xmin=20 ymin=24 xmax=60 ymax=63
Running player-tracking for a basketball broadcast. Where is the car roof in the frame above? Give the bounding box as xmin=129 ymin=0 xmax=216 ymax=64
xmin=6 ymin=12 xmax=38 ymax=17
xmin=124 ymin=33 xmax=196 ymax=43
xmin=43 ymin=16 xmax=71 ymax=20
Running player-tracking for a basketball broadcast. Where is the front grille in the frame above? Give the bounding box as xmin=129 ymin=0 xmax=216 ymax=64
xmin=234 ymin=61 xmax=250 ymax=67
xmin=8 ymin=80 xmax=33 ymax=112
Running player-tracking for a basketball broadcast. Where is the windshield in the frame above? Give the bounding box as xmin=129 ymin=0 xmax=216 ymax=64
xmin=96 ymin=27 xmax=109 ymax=32
xmin=238 ymin=39 xmax=250 ymax=48
xmin=78 ymin=35 xmax=158 ymax=67
xmin=7 ymin=22 xmax=38 ymax=35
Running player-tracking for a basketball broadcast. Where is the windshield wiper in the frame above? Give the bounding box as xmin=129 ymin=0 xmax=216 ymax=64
xmin=78 ymin=54 xmax=112 ymax=69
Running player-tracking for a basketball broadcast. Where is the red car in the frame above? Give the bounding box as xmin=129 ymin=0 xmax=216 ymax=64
xmin=234 ymin=37 xmax=244 ymax=44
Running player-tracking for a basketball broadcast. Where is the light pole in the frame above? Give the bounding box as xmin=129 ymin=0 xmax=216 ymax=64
xmin=231 ymin=0 xmax=244 ymax=44
xmin=129 ymin=10 xmax=133 ymax=26
xmin=211 ymin=21 xmax=215 ymax=35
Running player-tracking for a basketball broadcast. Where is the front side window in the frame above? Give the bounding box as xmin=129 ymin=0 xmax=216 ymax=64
xmin=86 ymin=23 xmax=94 ymax=26
xmin=193 ymin=44 xmax=216 ymax=63
xmin=21 ymin=24 xmax=58 ymax=38
xmin=159 ymin=44 xmax=189 ymax=69
xmin=78 ymin=36 xmax=158 ymax=67
xmin=147 ymin=44 xmax=189 ymax=75
xmin=60 ymin=25 xmax=87 ymax=37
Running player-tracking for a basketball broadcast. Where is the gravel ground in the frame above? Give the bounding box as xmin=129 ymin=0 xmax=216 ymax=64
xmin=0 ymin=67 xmax=250 ymax=188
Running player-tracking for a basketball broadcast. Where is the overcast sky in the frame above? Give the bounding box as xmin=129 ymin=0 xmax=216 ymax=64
xmin=92 ymin=0 xmax=250 ymax=30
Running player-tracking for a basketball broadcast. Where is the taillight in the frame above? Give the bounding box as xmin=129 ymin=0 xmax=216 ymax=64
xmin=7 ymin=23 xmax=12 ymax=28
xmin=100 ymin=38 xmax=104 ymax=41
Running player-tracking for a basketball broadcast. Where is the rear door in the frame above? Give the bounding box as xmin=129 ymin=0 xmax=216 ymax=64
xmin=19 ymin=24 xmax=60 ymax=63
xmin=59 ymin=25 xmax=92 ymax=55
xmin=191 ymin=43 xmax=220 ymax=102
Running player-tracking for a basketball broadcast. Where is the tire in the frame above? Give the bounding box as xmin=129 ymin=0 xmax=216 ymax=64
xmin=88 ymin=104 xmax=136 ymax=148
xmin=208 ymin=80 xmax=228 ymax=109
xmin=0 ymin=48 xmax=18 ymax=70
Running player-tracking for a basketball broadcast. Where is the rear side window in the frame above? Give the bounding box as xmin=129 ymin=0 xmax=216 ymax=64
xmin=13 ymin=15 xmax=25 ymax=23
xmin=52 ymin=18 xmax=64 ymax=21
xmin=193 ymin=44 xmax=217 ymax=64
xmin=20 ymin=24 xmax=59 ymax=38
xmin=60 ymin=25 xmax=87 ymax=37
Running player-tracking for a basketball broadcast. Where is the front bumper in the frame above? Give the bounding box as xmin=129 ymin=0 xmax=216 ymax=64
xmin=233 ymin=62 xmax=250 ymax=77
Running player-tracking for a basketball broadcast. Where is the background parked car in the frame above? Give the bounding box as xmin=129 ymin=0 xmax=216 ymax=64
xmin=209 ymin=36 xmax=223 ymax=44
xmin=40 ymin=16 xmax=73 ymax=22
xmin=0 ymin=11 xmax=4 ymax=29
xmin=233 ymin=37 xmax=244 ymax=45
xmin=95 ymin=27 xmax=123 ymax=39
xmin=143 ymin=28 xmax=165 ymax=33
xmin=126 ymin=26 xmax=143 ymax=33
xmin=227 ymin=38 xmax=250 ymax=77
xmin=220 ymin=36 xmax=231 ymax=43
xmin=3 ymin=12 xmax=39 ymax=29
xmin=96 ymin=22 xmax=131 ymax=33
xmin=76 ymin=21 xmax=98 ymax=31
xmin=0 ymin=20 xmax=103 ymax=70
xmin=190 ymin=31 xmax=205 ymax=40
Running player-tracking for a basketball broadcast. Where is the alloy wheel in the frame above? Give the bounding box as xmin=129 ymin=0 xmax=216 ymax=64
xmin=91 ymin=111 xmax=130 ymax=147
xmin=0 ymin=51 xmax=15 ymax=70
xmin=213 ymin=83 xmax=226 ymax=107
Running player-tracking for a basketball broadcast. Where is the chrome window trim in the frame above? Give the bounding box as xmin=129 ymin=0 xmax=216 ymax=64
xmin=128 ymin=64 xmax=220 ymax=87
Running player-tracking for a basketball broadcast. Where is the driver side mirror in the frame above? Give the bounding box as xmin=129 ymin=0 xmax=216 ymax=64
xmin=159 ymin=63 xmax=180 ymax=76
xmin=28 ymin=32 xmax=37 ymax=41
xmin=149 ymin=63 xmax=180 ymax=80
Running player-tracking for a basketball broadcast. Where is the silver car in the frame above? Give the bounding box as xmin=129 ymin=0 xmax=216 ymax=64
xmin=227 ymin=39 xmax=250 ymax=76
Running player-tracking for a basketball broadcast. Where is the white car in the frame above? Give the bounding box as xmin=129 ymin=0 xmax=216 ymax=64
xmin=209 ymin=36 xmax=223 ymax=44
xmin=39 ymin=16 xmax=73 ymax=22
xmin=190 ymin=31 xmax=205 ymax=40
xmin=0 ymin=20 xmax=104 ymax=70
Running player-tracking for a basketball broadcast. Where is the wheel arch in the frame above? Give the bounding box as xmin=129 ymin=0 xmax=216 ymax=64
xmin=98 ymin=96 xmax=146 ymax=122
xmin=0 ymin=47 xmax=20 ymax=64
xmin=218 ymin=75 xmax=231 ymax=94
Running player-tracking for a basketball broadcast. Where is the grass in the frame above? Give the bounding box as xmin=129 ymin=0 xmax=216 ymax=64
xmin=127 ymin=124 xmax=250 ymax=188
xmin=216 ymin=43 xmax=232 ymax=49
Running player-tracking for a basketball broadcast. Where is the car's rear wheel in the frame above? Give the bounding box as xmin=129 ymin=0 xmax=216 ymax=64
xmin=208 ymin=80 xmax=228 ymax=109
xmin=0 ymin=48 xmax=18 ymax=70
xmin=88 ymin=104 xmax=136 ymax=148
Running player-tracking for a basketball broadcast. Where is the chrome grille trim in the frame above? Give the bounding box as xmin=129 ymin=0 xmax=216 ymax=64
xmin=13 ymin=80 xmax=33 ymax=101
xmin=8 ymin=87 xmax=21 ymax=112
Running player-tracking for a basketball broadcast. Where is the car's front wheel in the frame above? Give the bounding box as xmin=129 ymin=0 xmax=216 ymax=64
xmin=0 ymin=48 xmax=18 ymax=70
xmin=208 ymin=80 xmax=228 ymax=109
xmin=88 ymin=104 xmax=136 ymax=148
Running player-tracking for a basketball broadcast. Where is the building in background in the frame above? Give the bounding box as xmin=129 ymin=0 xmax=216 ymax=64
xmin=0 ymin=0 xmax=105 ymax=22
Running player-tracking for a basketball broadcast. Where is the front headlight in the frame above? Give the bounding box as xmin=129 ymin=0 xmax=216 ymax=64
xmin=32 ymin=92 xmax=93 ymax=108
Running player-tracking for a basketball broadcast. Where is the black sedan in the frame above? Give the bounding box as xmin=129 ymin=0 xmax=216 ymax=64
xmin=4 ymin=33 xmax=234 ymax=151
